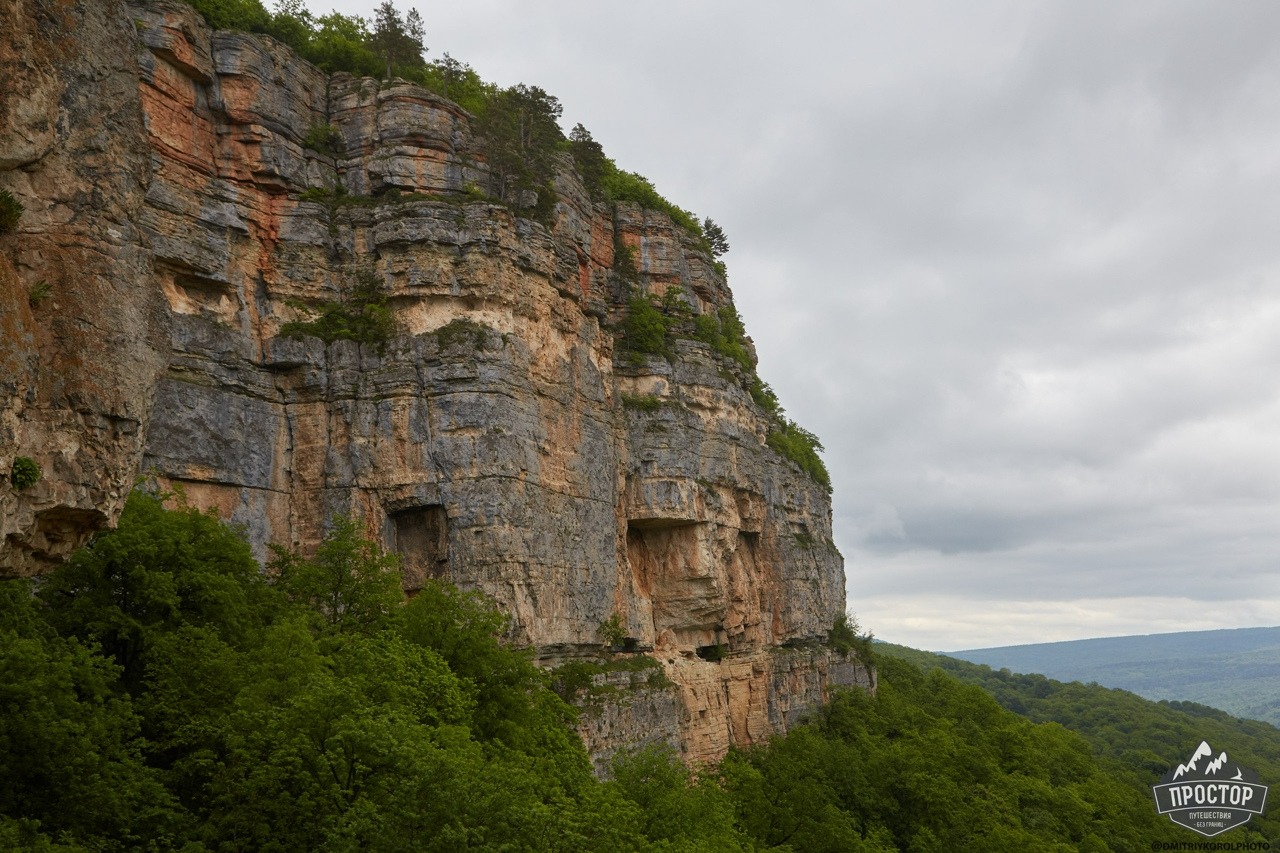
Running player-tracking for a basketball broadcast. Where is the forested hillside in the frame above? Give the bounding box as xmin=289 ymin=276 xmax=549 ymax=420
xmin=0 ymin=491 xmax=1223 ymax=851
xmin=880 ymin=642 xmax=1280 ymax=845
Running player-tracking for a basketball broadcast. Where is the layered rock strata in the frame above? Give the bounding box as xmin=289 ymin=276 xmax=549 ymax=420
xmin=0 ymin=0 xmax=871 ymax=764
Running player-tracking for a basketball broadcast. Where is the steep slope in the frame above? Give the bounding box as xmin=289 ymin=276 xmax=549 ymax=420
xmin=877 ymin=642 xmax=1280 ymax=844
xmin=0 ymin=0 xmax=869 ymax=764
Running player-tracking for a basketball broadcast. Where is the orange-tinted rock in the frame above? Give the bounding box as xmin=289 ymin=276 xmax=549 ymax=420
xmin=0 ymin=0 xmax=868 ymax=766
xmin=0 ymin=0 xmax=167 ymax=574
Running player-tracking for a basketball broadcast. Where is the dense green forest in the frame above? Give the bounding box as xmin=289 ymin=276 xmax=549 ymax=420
xmin=879 ymin=642 xmax=1280 ymax=845
xmin=1 ymin=490 xmax=1254 ymax=851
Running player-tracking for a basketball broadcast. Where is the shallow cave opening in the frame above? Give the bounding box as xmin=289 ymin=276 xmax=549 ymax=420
xmin=616 ymin=637 xmax=640 ymax=652
xmin=390 ymin=505 xmax=449 ymax=590
xmin=695 ymin=643 xmax=727 ymax=662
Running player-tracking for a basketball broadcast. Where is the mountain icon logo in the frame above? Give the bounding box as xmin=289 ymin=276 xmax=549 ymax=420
xmin=1153 ymin=741 xmax=1268 ymax=837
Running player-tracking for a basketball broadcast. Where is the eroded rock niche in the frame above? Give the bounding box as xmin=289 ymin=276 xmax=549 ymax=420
xmin=0 ymin=0 xmax=873 ymax=767
xmin=628 ymin=519 xmax=724 ymax=652
xmin=390 ymin=505 xmax=449 ymax=590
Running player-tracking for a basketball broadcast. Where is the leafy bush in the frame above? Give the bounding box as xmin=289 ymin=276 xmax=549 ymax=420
xmin=767 ymin=420 xmax=832 ymax=492
xmin=298 ymin=186 xmax=331 ymax=202
xmin=621 ymin=393 xmax=663 ymax=412
xmin=38 ymin=488 xmax=270 ymax=694
xmin=8 ymin=457 xmax=39 ymax=491
xmin=0 ymin=188 xmax=22 ymax=233
xmin=268 ymin=515 xmax=404 ymax=636
xmin=279 ymin=268 xmax=396 ymax=347
xmin=299 ymin=12 xmax=382 ymax=77
xmin=828 ymin=611 xmax=874 ymax=663
xmin=748 ymin=377 xmax=780 ymax=414
xmin=600 ymin=168 xmax=702 ymax=237
xmin=185 ymin=0 xmax=272 ymax=31
xmin=301 ymin=122 xmax=344 ymax=157
xmin=620 ymin=295 xmax=671 ymax=362
xmin=692 ymin=305 xmax=753 ymax=372
xmin=550 ymin=655 xmax=668 ymax=702
xmin=0 ymin=578 xmax=175 ymax=847
xmin=610 ymin=745 xmax=741 ymax=848
xmin=433 ymin=317 xmax=493 ymax=351
xmin=598 ymin=612 xmax=627 ymax=647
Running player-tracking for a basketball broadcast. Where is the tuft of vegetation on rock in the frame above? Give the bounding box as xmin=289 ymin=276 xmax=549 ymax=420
xmin=692 ymin=305 xmax=753 ymax=373
xmin=0 ymin=188 xmax=22 ymax=233
xmin=614 ymin=285 xmax=832 ymax=491
xmin=432 ymin=317 xmax=493 ymax=352
xmin=598 ymin=612 xmax=627 ymax=648
xmin=26 ymin=280 xmax=52 ymax=307
xmin=767 ymin=420 xmax=831 ymax=493
xmin=618 ymin=294 xmax=673 ymax=363
xmin=620 ymin=393 xmax=664 ymax=412
xmin=567 ymin=123 xmax=705 ymax=240
xmin=8 ymin=457 xmax=40 ymax=491
xmin=828 ymin=611 xmax=874 ymax=664
xmin=301 ymin=121 xmax=344 ymax=157
xmin=550 ymin=654 xmax=670 ymax=703
xmin=279 ymin=268 xmax=396 ymax=347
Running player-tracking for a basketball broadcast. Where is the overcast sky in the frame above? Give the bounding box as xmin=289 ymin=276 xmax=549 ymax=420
xmin=322 ymin=0 xmax=1280 ymax=650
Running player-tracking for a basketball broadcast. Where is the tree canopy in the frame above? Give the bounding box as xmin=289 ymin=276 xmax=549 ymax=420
xmin=370 ymin=1 xmax=426 ymax=79
xmin=5 ymin=490 xmax=1272 ymax=849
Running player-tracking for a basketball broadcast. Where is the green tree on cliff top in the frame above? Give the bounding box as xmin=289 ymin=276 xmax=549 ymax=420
xmin=371 ymin=1 xmax=426 ymax=79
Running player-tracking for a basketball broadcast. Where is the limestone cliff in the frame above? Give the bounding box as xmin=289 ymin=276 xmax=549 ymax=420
xmin=0 ymin=0 xmax=871 ymax=764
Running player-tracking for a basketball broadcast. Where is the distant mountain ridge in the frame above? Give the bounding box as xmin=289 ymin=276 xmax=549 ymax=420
xmin=947 ymin=626 xmax=1280 ymax=726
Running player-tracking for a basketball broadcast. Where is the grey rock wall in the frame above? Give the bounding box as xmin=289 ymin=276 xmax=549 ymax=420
xmin=0 ymin=0 xmax=866 ymax=765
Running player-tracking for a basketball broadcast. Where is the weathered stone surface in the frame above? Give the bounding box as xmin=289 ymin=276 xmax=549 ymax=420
xmin=576 ymin=675 xmax=685 ymax=776
xmin=577 ymin=648 xmax=875 ymax=774
xmin=0 ymin=0 xmax=167 ymax=574
xmin=0 ymin=0 xmax=866 ymax=766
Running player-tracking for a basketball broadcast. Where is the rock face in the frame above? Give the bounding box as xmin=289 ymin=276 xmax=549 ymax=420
xmin=0 ymin=0 xmax=871 ymax=764
xmin=0 ymin=0 xmax=168 ymax=574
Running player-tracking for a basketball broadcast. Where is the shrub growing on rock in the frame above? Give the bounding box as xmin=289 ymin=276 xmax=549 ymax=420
xmin=8 ymin=457 xmax=39 ymax=491
xmin=0 ymin=189 xmax=23 ymax=233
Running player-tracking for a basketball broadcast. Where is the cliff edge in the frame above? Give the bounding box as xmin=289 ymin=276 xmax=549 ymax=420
xmin=0 ymin=0 xmax=871 ymax=766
